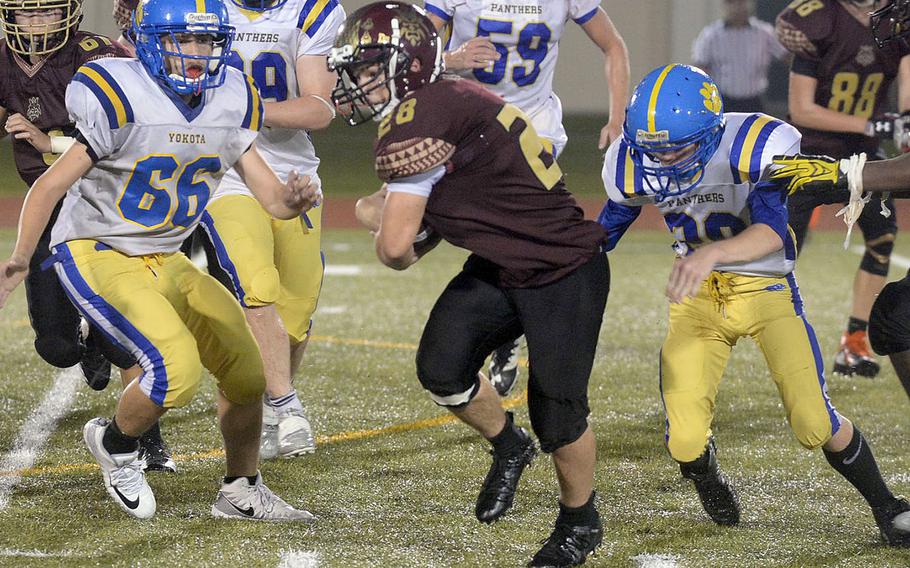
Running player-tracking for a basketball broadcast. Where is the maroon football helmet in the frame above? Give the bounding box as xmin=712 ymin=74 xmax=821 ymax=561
xmin=328 ymin=1 xmax=443 ymax=125
xmin=872 ymin=0 xmax=910 ymax=46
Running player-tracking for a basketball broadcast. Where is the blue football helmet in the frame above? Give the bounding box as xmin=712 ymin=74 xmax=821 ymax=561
xmin=132 ymin=0 xmax=235 ymax=95
xmin=230 ymin=0 xmax=287 ymax=11
xmin=623 ymin=64 xmax=725 ymax=200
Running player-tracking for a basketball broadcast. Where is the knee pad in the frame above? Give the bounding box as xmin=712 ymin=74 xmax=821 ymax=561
xmin=789 ymin=408 xmax=834 ymax=450
xmin=34 ymin=336 xmax=81 ymax=368
xmin=859 ymin=234 xmax=895 ymax=277
xmin=527 ymin=394 xmax=588 ymax=453
xmin=870 ymin=277 xmax=910 ymax=355
xmin=244 ymin=266 xmax=281 ymax=306
xmin=415 ymin=346 xmax=481 ymax=407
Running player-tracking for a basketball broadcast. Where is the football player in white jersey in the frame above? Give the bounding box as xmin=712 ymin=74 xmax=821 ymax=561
xmin=192 ymin=0 xmax=345 ymax=460
xmin=425 ymin=0 xmax=629 ymax=396
xmin=0 ymin=0 xmax=319 ymax=521
xmin=600 ymin=64 xmax=910 ymax=544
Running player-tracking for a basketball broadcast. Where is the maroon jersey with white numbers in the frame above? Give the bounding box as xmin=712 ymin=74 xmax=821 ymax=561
xmin=374 ymin=78 xmax=606 ymax=288
xmin=776 ymin=0 xmax=910 ymax=157
xmin=0 ymin=31 xmax=127 ymax=186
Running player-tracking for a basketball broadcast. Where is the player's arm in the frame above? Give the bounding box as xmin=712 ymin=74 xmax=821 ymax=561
xmin=375 ymin=191 xmax=427 ymax=270
xmin=0 ymin=105 xmax=7 ymax=138
xmin=788 ymin=65 xmax=869 ymax=135
xmin=899 ymin=56 xmax=910 ymax=113
xmin=0 ymin=143 xmax=93 ymax=308
xmin=263 ymin=55 xmax=337 ymax=130
xmin=580 ymin=8 xmax=630 ymax=150
xmin=233 ymin=144 xmax=320 ymax=219
xmin=355 ymin=184 xmax=387 ymax=232
xmin=427 ymin=13 xmax=500 ymax=71
xmin=666 ymin=223 xmax=783 ymax=304
xmin=772 ymin=152 xmax=910 ymax=194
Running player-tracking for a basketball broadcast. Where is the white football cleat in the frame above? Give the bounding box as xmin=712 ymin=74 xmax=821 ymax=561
xmin=211 ymin=472 xmax=315 ymax=523
xmin=277 ymin=408 xmax=316 ymax=458
xmin=260 ymin=401 xmax=280 ymax=460
xmin=83 ymin=417 xmax=156 ymax=520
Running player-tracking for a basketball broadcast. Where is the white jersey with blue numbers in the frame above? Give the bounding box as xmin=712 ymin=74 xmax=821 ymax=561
xmin=425 ymin=0 xmax=600 ymax=151
xmin=215 ymin=0 xmax=345 ymax=199
xmin=51 ymin=58 xmax=264 ymax=256
xmin=600 ymin=113 xmax=801 ymax=278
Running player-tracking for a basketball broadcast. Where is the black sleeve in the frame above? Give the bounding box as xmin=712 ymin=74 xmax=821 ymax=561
xmin=791 ymin=54 xmax=820 ymax=78
xmin=75 ymin=129 xmax=102 ymax=163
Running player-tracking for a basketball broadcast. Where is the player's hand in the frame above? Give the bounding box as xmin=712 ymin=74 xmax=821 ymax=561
xmin=354 ymin=184 xmax=387 ymax=232
xmin=444 ymin=37 xmax=501 ymax=71
xmin=770 ymin=154 xmax=847 ymax=195
xmin=283 ymin=170 xmax=321 ymax=213
xmin=0 ymin=255 xmax=29 ymax=309
xmin=4 ymin=114 xmax=51 ymax=154
xmin=666 ymin=248 xmax=718 ymax=304
xmin=599 ymin=117 xmax=623 ymax=150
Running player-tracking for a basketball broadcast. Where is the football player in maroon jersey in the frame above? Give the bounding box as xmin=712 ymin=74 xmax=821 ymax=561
xmin=776 ymin=0 xmax=910 ymax=378
xmin=332 ymin=3 xmax=610 ymax=566
xmin=0 ymin=0 xmax=175 ymax=472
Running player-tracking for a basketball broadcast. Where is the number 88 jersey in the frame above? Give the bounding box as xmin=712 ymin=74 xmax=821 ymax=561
xmin=425 ymin=0 xmax=600 ymax=116
xmin=215 ymin=0 xmax=346 ymax=199
xmin=775 ymin=0 xmax=910 ymax=157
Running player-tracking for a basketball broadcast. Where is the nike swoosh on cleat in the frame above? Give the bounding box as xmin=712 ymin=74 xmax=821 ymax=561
xmin=227 ymin=500 xmax=256 ymax=517
xmin=113 ymin=486 xmax=140 ymax=510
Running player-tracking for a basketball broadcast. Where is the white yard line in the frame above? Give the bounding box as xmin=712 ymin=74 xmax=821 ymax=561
xmin=324 ymin=265 xmax=363 ymax=276
xmin=0 ymin=549 xmax=73 ymax=558
xmin=277 ymin=550 xmax=321 ymax=568
xmin=849 ymin=245 xmax=910 ymax=270
xmin=632 ymin=553 xmax=680 ymax=568
xmin=316 ymin=305 xmax=347 ymax=315
xmin=0 ymin=366 xmax=81 ymax=512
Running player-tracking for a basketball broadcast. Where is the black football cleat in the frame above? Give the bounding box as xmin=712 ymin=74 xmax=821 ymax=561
xmin=138 ymin=426 xmax=177 ymax=473
xmin=680 ymin=439 xmax=740 ymax=526
xmin=489 ymin=339 xmax=521 ymax=397
xmin=475 ymin=421 xmax=538 ymax=524
xmin=873 ymin=497 xmax=910 ymax=546
xmin=528 ymin=514 xmax=603 ymax=567
xmin=79 ymin=322 xmax=112 ymax=391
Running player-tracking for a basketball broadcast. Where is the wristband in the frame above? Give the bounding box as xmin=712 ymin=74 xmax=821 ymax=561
xmin=50 ymin=135 xmax=76 ymax=154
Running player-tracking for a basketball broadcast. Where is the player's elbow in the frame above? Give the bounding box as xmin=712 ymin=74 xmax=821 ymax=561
xmin=376 ymin=237 xmax=416 ymax=270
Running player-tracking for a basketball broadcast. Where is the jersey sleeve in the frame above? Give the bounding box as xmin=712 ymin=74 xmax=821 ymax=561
xmin=742 ymin=119 xmax=800 ymax=244
xmin=424 ymin=0 xmax=455 ymax=23
xmin=601 ymin=138 xmax=656 ymax=206
xmin=774 ymin=1 xmax=834 ymax=61
xmin=297 ymin=0 xmax=345 ymax=57
xmin=727 ymin=113 xmax=801 ymax=185
xmin=374 ymin=94 xmax=456 ymax=182
xmin=76 ymin=34 xmax=130 ymax=64
xmin=570 ymin=0 xmax=601 ymax=24
xmin=597 ymin=199 xmax=641 ymax=252
xmin=67 ymin=63 xmax=135 ymax=160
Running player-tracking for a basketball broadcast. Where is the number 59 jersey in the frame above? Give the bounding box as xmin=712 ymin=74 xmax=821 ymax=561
xmin=215 ymin=0 xmax=345 ymax=199
xmin=600 ymin=113 xmax=802 ymax=278
xmin=51 ymin=58 xmax=264 ymax=256
xmin=425 ymin=0 xmax=600 ymax=116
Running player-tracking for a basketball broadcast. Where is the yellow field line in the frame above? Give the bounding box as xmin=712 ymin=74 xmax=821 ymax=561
xmin=0 ymin=333 xmax=529 ymax=479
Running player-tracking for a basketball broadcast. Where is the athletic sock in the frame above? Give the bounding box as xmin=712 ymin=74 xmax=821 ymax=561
xmin=823 ymin=425 xmax=895 ymax=508
xmin=223 ymin=475 xmax=259 ymax=485
xmin=847 ymin=317 xmax=868 ymax=335
xmin=557 ymin=491 xmax=598 ymax=526
xmin=488 ymin=411 xmax=523 ymax=455
xmin=102 ymin=418 xmax=140 ymax=455
xmin=268 ymin=389 xmax=304 ymax=415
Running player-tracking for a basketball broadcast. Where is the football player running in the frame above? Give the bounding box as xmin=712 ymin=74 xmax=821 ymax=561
xmin=423 ymin=0 xmax=629 ymax=397
xmin=332 ymin=4 xmax=610 ymax=566
xmin=187 ymin=0 xmax=345 ymax=460
xmin=775 ymin=0 xmax=910 ymax=378
xmin=0 ymin=0 xmax=319 ymax=521
xmin=600 ymin=64 xmax=910 ymax=545
xmin=0 ymin=0 xmax=180 ymax=472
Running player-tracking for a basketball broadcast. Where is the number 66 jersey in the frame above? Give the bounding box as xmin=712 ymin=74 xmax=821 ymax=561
xmin=600 ymin=112 xmax=802 ymax=277
xmin=51 ymin=58 xmax=263 ymax=255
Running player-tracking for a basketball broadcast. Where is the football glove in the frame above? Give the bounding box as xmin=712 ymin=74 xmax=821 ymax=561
xmin=867 ymin=111 xmax=910 ymax=152
xmin=770 ymin=154 xmax=848 ymax=195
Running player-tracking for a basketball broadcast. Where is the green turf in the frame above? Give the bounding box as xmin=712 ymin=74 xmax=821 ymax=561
xmin=0 ymin=114 xmax=610 ymax=200
xmin=2 ymin=229 xmax=910 ymax=567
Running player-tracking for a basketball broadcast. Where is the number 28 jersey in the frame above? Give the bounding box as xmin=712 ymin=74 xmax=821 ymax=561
xmin=425 ymin=0 xmax=600 ymax=115
xmin=215 ymin=0 xmax=345 ymax=199
xmin=600 ymin=113 xmax=802 ymax=278
xmin=51 ymin=58 xmax=263 ymax=256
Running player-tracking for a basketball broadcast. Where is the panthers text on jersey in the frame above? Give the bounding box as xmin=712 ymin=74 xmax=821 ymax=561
xmin=214 ymin=0 xmax=345 ymax=199
xmin=776 ymin=0 xmax=910 ymax=157
xmin=600 ymin=112 xmax=801 ymax=278
xmin=50 ymin=58 xmax=264 ymax=256
xmin=0 ymin=31 xmax=127 ymax=186
xmin=425 ymin=0 xmax=599 ymax=136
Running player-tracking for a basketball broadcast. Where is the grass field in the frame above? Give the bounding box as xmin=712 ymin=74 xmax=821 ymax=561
xmin=2 ymin=228 xmax=910 ymax=568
